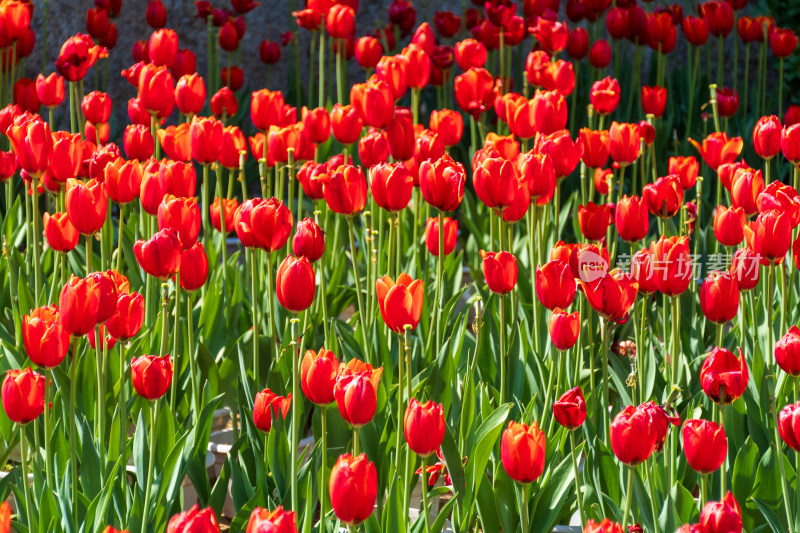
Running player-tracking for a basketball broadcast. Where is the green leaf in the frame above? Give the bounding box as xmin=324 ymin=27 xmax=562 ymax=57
xmin=751 ymin=498 xmax=785 ymax=533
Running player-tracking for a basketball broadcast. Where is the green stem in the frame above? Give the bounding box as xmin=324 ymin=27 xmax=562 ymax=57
xmin=20 ymin=426 xmax=33 ymax=529
xmin=622 ymin=465 xmax=634 ymax=529
xmin=187 ymin=291 xmax=198 ymax=412
xmin=69 ymin=340 xmax=78 ymax=526
xmin=768 ymin=265 xmax=775 ymax=369
xmin=646 ymin=459 xmax=661 ymax=533
xmin=265 ymin=252 xmax=277 ymax=370
xmin=31 ymin=177 xmax=41 ymax=304
xmin=119 ymin=342 xmax=128 ymax=490
xmin=319 ymin=406 xmax=328 ymax=530
xmin=772 ymin=396 xmax=795 ymax=528
xmin=779 ymin=58 xmax=785 ymax=120
xmin=201 ymin=164 xmax=210 ymax=300
xmin=347 ymin=217 xmax=369 ymax=358
xmin=420 ymin=455 xmax=432 ymax=533
xmin=601 ymin=318 xmax=610 ymax=444
xmin=435 ymin=210 xmax=445 ymax=356
xmin=95 ymin=326 xmax=106 ymax=447
xmin=290 ymin=318 xmax=300 ymax=512
xmin=701 ymin=473 xmax=708 ymax=509
xmin=250 ymin=248 xmax=260 ymax=389
xmin=86 ymin=234 xmax=93 ymax=275
xmin=170 ymin=282 xmax=181 ymax=409
xmin=402 ymin=328 xmax=412 ymax=513
xmin=499 ymin=293 xmax=507 ymax=404
xmin=216 ymin=167 xmax=229 ymax=315
xmin=717 ymin=36 xmax=724 ymax=87
xmin=335 ymin=40 xmax=344 ymax=104
xmin=742 ymin=44 xmax=750 ymax=117
xmin=316 ymin=210 xmax=329 ymax=344
xmin=318 ymin=31 xmax=326 ymax=108
xmin=569 ymin=431 xmax=586 ymax=527
xmin=43 ymin=369 xmax=53 ymax=487
xmin=116 ymin=204 xmax=126 ymax=272
xmin=140 ymin=399 xmax=159 ymax=533
xmin=159 ymin=284 xmax=170 ymax=358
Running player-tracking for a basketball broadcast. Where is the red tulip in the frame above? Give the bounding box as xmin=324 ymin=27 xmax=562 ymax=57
xmin=250 ymin=89 xmax=293 ymax=132
xmin=578 ymin=128 xmax=610 ymax=169
xmin=1 ymin=368 xmax=45 ymax=424
xmin=419 ymin=154 xmax=466 ymax=212
xmin=579 ymin=269 xmax=638 ymax=323
xmin=730 ymin=167 xmax=764 ymax=215
xmin=246 ymin=507 xmax=297 ymax=533
xmin=589 ymin=39 xmax=612 ymax=68
xmin=480 ymin=250 xmax=517 ymax=294
xmin=667 ymin=156 xmax=699 ymax=190
xmin=535 ymin=130 xmax=580 ymax=178
xmin=712 ymin=205 xmax=745 ymax=247
xmin=424 ymin=216 xmax=457 ymax=257
xmin=179 ymin=242 xmax=208 ymax=292
xmin=608 ymin=122 xmax=640 ymax=166
xmin=578 ymin=202 xmax=612 ymax=242
xmin=682 ymin=15 xmax=710 ymax=46
xmin=770 ymin=27 xmax=798 ymax=57
xmin=751 ymin=209 xmax=791 ymax=264
xmin=700 ymin=270 xmax=739 ymax=324
xmin=455 ymin=38 xmax=487 ymax=70
xmin=43 ymin=212 xmax=79 ymax=253
xmin=300 ymin=348 xmax=339 ymax=407
xmin=23 ymin=305 xmax=70 ymax=369
xmin=689 ymin=132 xmax=743 ymax=170
xmin=137 ymin=63 xmax=175 ymax=118
xmin=610 ymin=404 xmax=657 ymax=465
xmin=166 ymin=505 xmax=219 ymax=533
xmin=292 ymin=218 xmax=325 ymax=263
xmin=643 ymin=175 xmax=682 ymax=219
xmin=584 ymin=520 xmax=625 ymax=533
xmin=322 ymin=164 xmax=368 ymax=216
xmin=779 ymin=402 xmax=800 ymax=451
xmin=386 ymin=108 xmax=414 ymax=161
xmin=549 ymin=307 xmax=580 ymax=350
xmin=65 ymin=178 xmax=107 ymax=235
xmin=253 ymin=388 xmax=291 ymax=433
xmin=531 ymin=90 xmax=567 ymax=135
xmin=454 ymin=67 xmax=495 ymax=119
xmin=354 ymin=36 xmax=382 ymax=69
xmin=158 ymin=195 xmax=201 ymax=249
xmin=329 ymin=454 xmax=378 ymax=526
xmin=590 ymin=77 xmax=620 ymax=115
xmin=56 ymin=33 xmax=107 ymax=82
xmin=553 ymin=386 xmax=586 ymax=429
xmin=131 ymin=354 xmax=173 ymax=400
xmin=683 ymin=419 xmax=727 ymax=474
xmin=106 ymin=291 xmax=144 ymax=341
xmin=369 ymin=162 xmax=413 ymax=212
xmin=404 ymin=399 xmax=445 ymax=457
xmin=326 ymin=4 xmax=355 ymax=39
xmin=700 ymin=492 xmax=743 ymax=533
xmin=234 ymin=198 xmax=293 ymax=251
xmin=6 ymin=116 xmax=53 ymax=176
xmin=716 ymin=87 xmax=739 ymax=118
xmin=751 ymin=115 xmax=782 ymax=160
xmin=730 ymin=247 xmax=760 ymax=291
xmin=615 ymin=195 xmax=649 ymax=243
xmin=650 ymin=235 xmax=692 ymax=296
xmin=783 ymin=124 xmax=800 ymax=165
xmin=334 ymin=369 xmax=380 ymax=428
xmin=276 ymin=255 xmax=315 ymax=313
xmin=429 ymin=109 xmax=463 ymax=147
xmin=330 ymin=104 xmax=363 ymax=145
xmin=776 ymin=326 xmax=800 ymax=376
xmin=190 ymin=116 xmax=223 ymax=165
xmin=700 ymin=347 xmax=749 ymax=405
xmin=500 ymin=420 xmax=546 ymax=484
xmin=375 ymin=273 xmax=424 ymax=333
xmin=641 ymin=85 xmax=666 ymax=117
xmin=134 ymin=228 xmax=181 ymax=280
xmin=174 ymin=73 xmax=206 ymax=116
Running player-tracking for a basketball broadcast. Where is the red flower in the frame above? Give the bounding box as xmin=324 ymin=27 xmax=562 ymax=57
xmin=329 ymin=454 xmax=378 ymax=526
xmin=668 ymin=156 xmax=699 ymax=190
xmin=322 ymin=164 xmax=368 ymax=216
xmin=1 ymin=368 xmax=45 ymax=424
xmin=779 ymin=402 xmax=800 ymax=451
xmin=700 ymin=492 xmax=743 ymax=533
xmin=578 ymin=128 xmax=610 ymax=169
xmin=56 ymin=33 xmax=107 ymax=82
xmin=179 ymin=242 xmax=208 ymax=292
xmin=579 ymin=269 xmax=638 ymax=323
xmin=610 ymin=404 xmax=657 ymax=465
xmin=137 ymin=63 xmax=175 ymax=118
xmin=246 ymin=507 xmax=297 ymax=533
xmin=23 ymin=305 xmax=70 ymax=369
xmin=700 ymin=270 xmax=739 ymax=324
xmin=615 ymin=195 xmax=649 ymax=243
xmin=234 ymin=198 xmax=293 ymax=251
xmin=776 ymin=326 xmax=800 ymax=376
xmin=134 ymin=228 xmax=182 ymax=280
xmin=375 ymin=273 xmax=424 ymax=333
xmin=6 ymin=116 xmax=53 ymax=176
xmin=578 ymin=202 xmax=612 ymax=242
xmin=590 ymin=76 xmax=620 ymax=115
xmin=354 ymin=36 xmax=383 ymax=69
xmin=174 ymin=73 xmax=206 ymax=116
xmin=65 ymin=178 xmax=107 ymax=235
xmin=713 ymin=205 xmax=746 ymax=247
xmin=331 ymin=104 xmax=363 ymax=145
xmin=479 ymin=250 xmax=517 ymax=294
xmin=253 ymin=388 xmax=291 ymax=433
xmin=326 ymin=4 xmax=355 ymax=39
xmin=500 ymin=420 xmax=546 ymax=483
xmin=404 ymin=399 xmax=445 ymax=457
xmin=276 ymin=254 xmax=315 ymax=313
xmin=683 ymin=419 xmax=727 ymax=475
xmin=682 ymin=15 xmax=710 ymax=46
xmin=716 ymin=87 xmax=739 ymax=117
xmin=689 ymin=132 xmax=743 ymax=170
xmin=753 ymin=115 xmax=782 ymax=160
xmin=641 ymin=85 xmax=666 ymax=117
xmin=643 ymin=175 xmax=683 ymax=219
xmin=553 ymin=386 xmax=586 ymax=429
xmin=455 ymin=38 xmax=487 ymax=71
xmin=43 ymin=212 xmax=79 ymax=253
xmin=369 ymin=162 xmax=413 ymax=212
xmin=131 ymin=354 xmax=173 ymax=400
xmin=589 ymin=39 xmax=612 ymax=68
xmin=454 ymin=67 xmax=495 ymax=119
xmin=770 ymin=27 xmax=798 ymax=57
xmin=424 ymin=216 xmax=458 ymax=257
xmin=123 ymin=124 xmax=154 ymax=161
xmin=106 ymin=291 xmax=144 ymax=341
xmin=301 ymin=348 xmax=339 ymax=406
xmin=700 ymin=347 xmax=749 ymax=405
xmin=334 ymin=368 xmax=381 ymax=428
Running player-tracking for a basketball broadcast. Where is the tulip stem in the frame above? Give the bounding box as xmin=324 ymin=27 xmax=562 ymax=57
xmin=686 ymin=46 xmax=700 ymax=144
xmin=353 ymin=427 xmax=359 ymax=456
xmin=403 ymin=327 xmax=413 ymax=515
xmin=43 ymin=369 xmax=53 ymax=488
xmin=601 ymin=318 xmax=610 ymax=444
xmin=118 ymin=342 xmax=128 ymax=491
xmin=265 ymin=251 xmax=277 ymax=372
xmin=318 ymin=30 xmax=326 ymax=108
xmin=216 ymin=167 xmax=230 ymax=319
xmin=420 ymin=454 xmax=433 ymax=533
xmin=249 ymin=249 xmax=259 ymax=393
xmin=201 ymin=164 xmax=211 ymax=300
xmin=186 ymin=291 xmax=199 ymax=414
xmin=170 ymin=281 xmax=181 ymax=410
xmin=116 ymin=203 xmax=126 ymax=272
xmin=140 ymin=399 xmax=159 ymax=533
xmin=335 ymin=40 xmax=343 ymax=104
xmin=69 ymin=340 xmax=79 ymax=526
xmin=701 ymin=473 xmax=708 ymax=508
xmin=347 ymin=217 xmax=369 ymax=359
xmin=435 ymin=210 xmax=445 ymax=357
xmin=779 ymin=58 xmax=785 ymax=119
xmin=742 ymin=44 xmax=750 ymax=117
xmin=316 ymin=209 xmax=330 ymax=344
xmin=19 ymin=425 xmax=33 ymax=530
xmin=31 ymin=177 xmax=41 ymax=304
xmin=499 ymin=293 xmax=507 ymax=405
xmin=290 ymin=317 xmax=300 ymax=513
xmin=95 ymin=326 xmax=106 ymax=448
xmin=319 ymin=406 xmax=328 ymax=532
xmin=569 ymin=431 xmax=586 ymax=527
xmin=159 ymin=283 xmax=170 ymax=359
xmin=767 ymin=265 xmax=775 ymax=369
xmin=86 ymin=234 xmax=92 ymax=275
xmin=396 ymin=330 xmax=406 ymax=505
xmin=529 ymin=206 xmax=540 ymax=351
xmin=622 ymin=465 xmax=634 ymax=529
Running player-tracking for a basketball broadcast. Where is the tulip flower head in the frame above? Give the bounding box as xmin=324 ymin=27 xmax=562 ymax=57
xmin=131 ymin=355 xmax=173 ymax=400
xmin=375 ymin=273 xmax=424 ymax=334
xmin=610 ymin=404 xmax=657 ymax=466
xmin=682 ymin=419 xmax=727 ymax=474
xmin=700 ymin=347 xmax=749 ymax=405
xmin=253 ymin=388 xmax=291 ymax=433
xmin=500 ymin=420 xmax=546 ymax=484
xmin=553 ymin=387 xmax=587 ymax=430
xmin=329 ymin=453 xmax=378 ymax=526
xmin=404 ymin=399 xmax=445 ymax=457
xmin=166 ymin=505 xmax=220 ymax=533
xmin=246 ymin=506 xmax=297 ymax=533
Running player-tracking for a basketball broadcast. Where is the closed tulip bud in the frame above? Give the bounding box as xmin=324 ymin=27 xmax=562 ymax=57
xmin=35 ymin=73 xmax=65 ymax=109
xmin=354 ymin=36 xmax=382 ymax=69
xmin=479 ymin=250 xmax=517 ymax=294
xmin=123 ymin=124 xmax=154 ymax=161
xmin=500 ymin=420 xmax=546 ymax=484
xmin=472 ymin=157 xmax=518 ymax=209
xmin=23 ymin=305 xmax=70 ymax=369
xmin=246 ymin=506 xmax=297 ymax=533
xmin=640 ymin=85 xmax=667 ymax=117
xmin=174 ymin=73 xmax=206 ymax=116
xmin=455 ymin=38 xmax=487 ymax=70
xmin=370 ymin=162 xmax=413 ymax=212
xmin=134 ymin=228 xmax=181 ymax=280
xmin=683 ymin=419 xmax=727 ymax=474
xmin=716 ymin=87 xmax=739 ymax=117
xmin=385 ymin=108 xmax=414 ymax=161
xmin=779 ymin=402 xmax=800 ymax=451
xmin=276 ymin=255 xmax=315 ymax=313
xmin=301 ymin=348 xmax=339 ymax=406
xmin=770 ymin=27 xmax=798 ymax=57
xmin=357 ymin=131 xmax=389 ymax=168
xmin=65 ymin=178 xmax=107 ymax=236
xmin=667 ymin=156 xmax=699 ymax=190
xmin=713 ymin=205 xmax=746 ymax=247
xmin=578 ymin=128 xmax=610 ymax=169
xmin=208 ymin=197 xmax=237 ymax=236
xmin=2 ymin=368 xmax=45 ymax=424
xmin=253 ymin=388 xmax=291 ymax=432
xmin=210 ymin=87 xmax=238 ymax=119
xmin=614 ymin=195 xmax=649 ymax=243
xmin=750 ymin=115 xmax=781 ymax=161
xmin=43 ymin=212 xmax=79 ymax=253
xmin=137 ymin=63 xmax=175 ymax=118
xmin=454 ymin=67 xmax=495 ymax=119
xmin=588 ymin=39 xmax=612 ymax=68
xmin=157 ymin=195 xmax=201 ymax=249
xmin=334 ymin=370 xmax=380 ymax=428
xmin=404 ymin=399 xmax=445 ymax=457
xmin=167 ymin=505 xmax=219 ymax=533
xmin=7 ymin=117 xmax=53 ymax=176
xmin=414 ymin=129 xmax=445 ymax=165
xmin=776 ymin=326 xmax=800 ymax=376
xmin=579 ymin=269 xmax=638 ymax=322
xmin=608 ymin=122 xmax=640 ymax=165
xmin=536 ymin=260 xmax=576 ymax=310
xmin=145 ymin=0 xmax=167 ymax=29
xmin=553 ymin=386 xmax=586 ymax=429
xmin=190 ymin=116 xmax=223 ymax=165
xmin=292 ymin=218 xmax=325 ymax=263
xmin=326 ymin=4 xmax=355 ymax=39
xmin=429 ymin=109 xmax=463 ymax=147
xmin=149 ymin=28 xmax=177 ymax=67
xmin=81 ymin=91 xmax=112 ymax=125
xmin=375 ymin=273 xmax=424 ymax=333
xmin=783 ymin=124 xmax=800 ymax=165
xmin=610 ymin=404 xmax=657 ymax=465
xmin=530 ymin=90 xmax=567 ymax=135
xmin=106 ymin=291 xmax=144 ymax=340
xmin=300 ymin=106 xmax=330 ymax=145
xmin=330 ymin=103 xmax=363 ymax=145
xmin=549 ymin=308 xmax=580 ymax=351
xmin=179 ymin=242 xmax=208 ymax=292
xmin=236 ymin=197 xmax=294 ymax=251
xmin=86 ymin=271 xmax=119 ymax=324
xmin=700 ymin=492 xmax=743 ymax=533
xmin=584 ymin=519 xmax=625 ymax=533
xmin=700 ymin=271 xmax=739 ymax=324
xmin=578 ymin=202 xmax=612 ymax=242
xmin=650 ymin=235 xmax=692 ymax=296
xmin=589 ymin=78 xmax=620 ymax=116
xmin=730 ymin=247 xmax=760 ymax=291
xmin=329 ymin=454 xmax=378 ymax=525
xmin=700 ymin=347 xmax=749 ymax=405
xmin=322 ymin=164 xmax=368 ymax=216
xmin=419 ymin=154 xmax=466 ymax=212
xmin=752 ymin=209 xmax=791 ymax=263
xmin=59 ymin=275 xmax=101 ymax=336
xmin=424 ymin=217 xmax=457 ymax=256
xmin=689 ymin=132 xmax=743 ymax=170
xmin=131 ymin=354 xmax=173 ymax=400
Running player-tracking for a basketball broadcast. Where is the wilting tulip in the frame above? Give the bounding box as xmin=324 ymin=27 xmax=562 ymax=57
xmin=578 ymin=202 xmax=612 ymax=242
xmin=179 ymin=243 xmax=208 ymax=292
xmin=166 ymin=505 xmax=219 ymax=533
xmin=246 ymin=507 xmax=297 ymax=533
xmin=23 ymin=305 xmax=70 ymax=369
xmin=779 ymin=402 xmax=800 ymax=451
xmin=610 ymin=404 xmax=657 ymax=465
xmin=683 ymin=419 xmax=727 ymax=474
xmin=553 ymin=387 xmax=586 ymax=429
xmin=643 ymin=175 xmax=682 ymax=218
xmin=700 ymin=492 xmax=743 ymax=533
xmin=2 ymin=368 xmax=45 ymax=424
xmin=776 ymin=326 xmax=800 ymax=376
xmin=404 ymin=399 xmax=445 ymax=457
xmin=700 ymin=271 xmax=739 ymax=324
xmin=419 ymin=154 xmax=466 ymax=211
xmin=253 ymin=388 xmax=291 ymax=433
xmin=369 ymin=163 xmax=413 ymax=212
xmin=700 ymin=347 xmax=749 ymax=405
xmin=292 ymin=218 xmax=325 ymax=263
xmin=334 ymin=370 xmax=380 ymax=428
xmin=375 ymin=274 xmax=424 ymax=333
xmin=424 ymin=217 xmax=457 ymax=257
xmin=752 ymin=209 xmax=792 ymax=264
xmin=131 ymin=355 xmax=173 ymax=400
xmin=329 ymin=454 xmax=378 ymax=526
xmin=650 ymin=235 xmax=692 ymax=296
xmin=580 ymin=269 xmax=638 ymax=323
xmin=134 ymin=228 xmax=181 ymax=280
xmin=276 ymin=255 xmax=315 ymax=313
xmin=106 ymin=292 xmax=144 ymax=341
xmin=479 ymin=250 xmax=517 ymax=294
xmin=301 ymin=349 xmax=339 ymax=407
xmin=43 ymin=212 xmax=79 ymax=253
xmin=500 ymin=420 xmax=546 ymax=484
xmin=689 ymin=132 xmax=743 ymax=170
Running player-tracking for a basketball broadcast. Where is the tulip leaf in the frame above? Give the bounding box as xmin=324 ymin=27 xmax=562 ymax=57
xmin=441 ymin=424 xmax=465 ymax=507
xmin=752 ymin=498 xmax=786 ymax=533
xmin=752 ymin=447 xmax=783 ymax=509
xmin=733 ymin=437 xmax=761 ymax=531
xmin=462 ymin=402 xmax=510 ymax=521
xmin=529 ymin=452 xmax=575 ymax=533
